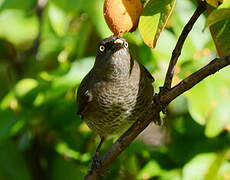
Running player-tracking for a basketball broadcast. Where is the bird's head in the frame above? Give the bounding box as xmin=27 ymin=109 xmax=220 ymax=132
xmin=93 ymin=36 xmax=132 ymax=80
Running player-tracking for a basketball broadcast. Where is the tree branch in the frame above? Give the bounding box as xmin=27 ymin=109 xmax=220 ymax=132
xmin=85 ymin=53 xmax=230 ymax=179
xmin=163 ymin=1 xmax=206 ymax=89
xmin=84 ymin=1 xmax=214 ymax=179
xmin=160 ymin=54 xmax=230 ymax=104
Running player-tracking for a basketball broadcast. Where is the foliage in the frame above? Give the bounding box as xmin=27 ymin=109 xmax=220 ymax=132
xmin=0 ymin=0 xmax=229 ymax=179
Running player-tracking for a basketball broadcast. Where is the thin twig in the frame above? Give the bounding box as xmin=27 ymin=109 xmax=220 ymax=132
xmin=161 ymin=54 xmax=230 ymax=103
xmin=84 ymin=54 xmax=230 ymax=179
xmin=163 ymin=1 xmax=206 ymax=89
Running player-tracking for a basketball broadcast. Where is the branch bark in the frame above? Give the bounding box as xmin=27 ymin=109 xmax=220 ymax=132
xmin=163 ymin=1 xmax=206 ymax=89
xmin=84 ymin=54 xmax=230 ymax=180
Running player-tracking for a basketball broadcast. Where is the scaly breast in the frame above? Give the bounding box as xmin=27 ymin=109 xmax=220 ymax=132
xmin=84 ymin=79 xmax=142 ymax=136
xmin=84 ymin=62 xmax=154 ymax=137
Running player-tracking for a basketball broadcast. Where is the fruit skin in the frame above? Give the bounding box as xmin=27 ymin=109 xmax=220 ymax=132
xmin=104 ymin=0 xmax=143 ymax=35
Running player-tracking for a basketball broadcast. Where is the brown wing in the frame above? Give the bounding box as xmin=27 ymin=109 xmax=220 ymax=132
xmin=139 ymin=63 xmax=155 ymax=83
xmin=76 ymin=72 xmax=93 ymax=118
xmin=130 ymin=57 xmax=154 ymax=83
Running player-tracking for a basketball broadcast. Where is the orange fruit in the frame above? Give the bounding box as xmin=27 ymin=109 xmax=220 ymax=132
xmin=104 ymin=0 xmax=143 ymax=35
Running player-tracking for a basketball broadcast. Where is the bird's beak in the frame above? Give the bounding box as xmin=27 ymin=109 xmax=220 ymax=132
xmin=114 ymin=39 xmax=124 ymax=45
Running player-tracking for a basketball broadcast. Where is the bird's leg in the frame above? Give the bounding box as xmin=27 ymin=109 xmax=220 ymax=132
xmin=152 ymin=88 xmax=168 ymax=126
xmin=154 ymin=86 xmax=168 ymax=114
xmin=92 ymin=136 xmax=105 ymax=170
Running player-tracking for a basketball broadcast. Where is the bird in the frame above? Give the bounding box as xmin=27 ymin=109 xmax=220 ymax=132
xmin=76 ymin=36 xmax=154 ymax=164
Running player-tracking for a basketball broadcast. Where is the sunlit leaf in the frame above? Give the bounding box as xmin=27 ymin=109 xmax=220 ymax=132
xmin=186 ymin=66 xmax=230 ymax=137
xmin=206 ymin=0 xmax=230 ymax=27
xmin=207 ymin=9 xmax=230 ymax=27
xmin=182 ymin=153 xmax=216 ymax=180
xmin=53 ymin=57 xmax=94 ymax=88
xmin=56 ymin=142 xmax=90 ymax=162
xmin=48 ymin=3 xmax=70 ymax=36
xmin=0 ymin=10 xmax=38 ymax=45
xmin=206 ymin=0 xmax=219 ymax=8
xmin=204 ymin=149 xmax=230 ymax=180
xmin=160 ymin=169 xmax=181 ymax=180
xmin=138 ymin=160 xmax=162 ymax=179
xmin=14 ymin=79 xmax=38 ymax=97
xmin=138 ymin=0 xmax=176 ymax=48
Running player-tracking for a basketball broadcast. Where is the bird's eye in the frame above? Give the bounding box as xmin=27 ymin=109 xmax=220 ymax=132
xmin=99 ymin=45 xmax=105 ymax=52
xmin=124 ymin=42 xmax=128 ymax=48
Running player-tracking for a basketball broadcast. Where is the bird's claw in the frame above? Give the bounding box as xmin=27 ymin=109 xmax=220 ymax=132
xmin=92 ymin=152 xmax=102 ymax=170
xmin=90 ymin=153 xmax=108 ymax=178
xmin=153 ymin=86 xmax=168 ymax=115
xmin=153 ymin=112 xmax=164 ymax=126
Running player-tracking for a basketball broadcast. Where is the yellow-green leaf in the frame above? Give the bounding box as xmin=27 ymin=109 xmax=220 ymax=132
xmin=206 ymin=0 xmax=219 ymax=8
xmin=206 ymin=0 xmax=230 ymax=27
xmin=138 ymin=0 xmax=176 ymax=48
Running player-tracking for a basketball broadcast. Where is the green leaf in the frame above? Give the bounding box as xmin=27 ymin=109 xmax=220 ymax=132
xmin=137 ymin=160 xmax=162 ymax=179
xmin=81 ymin=0 xmax=111 ymax=38
xmin=50 ymin=0 xmax=83 ymax=13
xmin=182 ymin=150 xmax=230 ymax=180
xmin=207 ymin=9 xmax=230 ymax=27
xmin=0 ymin=108 xmax=27 ymax=141
xmin=218 ymin=161 xmax=230 ymax=179
xmin=0 ymin=109 xmax=17 ymax=141
xmin=138 ymin=0 xmax=176 ymax=48
xmin=210 ymin=18 xmax=230 ymax=57
xmin=160 ymin=169 xmax=181 ymax=180
xmin=0 ymin=9 xmax=38 ymax=45
xmin=0 ymin=0 xmax=36 ymax=11
xmin=206 ymin=0 xmax=230 ymax=27
xmin=204 ymin=149 xmax=230 ymax=180
xmin=186 ymin=66 xmax=230 ymax=137
xmin=55 ymin=142 xmax=90 ymax=162
xmin=0 ymin=141 xmax=31 ymax=180
xmin=182 ymin=153 xmax=216 ymax=180
xmin=74 ymin=21 xmax=92 ymax=58
xmin=53 ymin=57 xmax=94 ymax=88
xmin=14 ymin=79 xmax=38 ymax=98
xmin=48 ymin=3 xmax=71 ymax=36
xmin=206 ymin=0 xmax=220 ymax=8
xmin=51 ymin=155 xmax=84 ymax=180
xmin=207 ymin=1 xmax=230 ymax=57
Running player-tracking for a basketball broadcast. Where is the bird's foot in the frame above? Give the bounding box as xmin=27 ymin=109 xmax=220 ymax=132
xmin=152 ymin=86 xmax=170 ymax=126
xmin=153 ymin=86 xmax=168 ymax=114
xmin=153 ymin=112 xmax=164 ymax=126
xmin=91 ymin=152 xmax=103 ymax=170
xmin=90 ymin=153 xmax=108 ymax=178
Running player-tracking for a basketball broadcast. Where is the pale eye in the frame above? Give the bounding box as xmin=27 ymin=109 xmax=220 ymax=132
xmin=124 ymin=42 xmax=128 ymax=48
xmin=99 ymin=45 xmax=105 ymax=52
